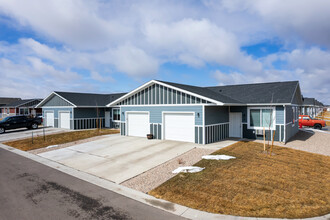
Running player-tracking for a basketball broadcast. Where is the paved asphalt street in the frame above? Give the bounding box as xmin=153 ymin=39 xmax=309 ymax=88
xmin=0 ymin=147 xmax=185 ymax=220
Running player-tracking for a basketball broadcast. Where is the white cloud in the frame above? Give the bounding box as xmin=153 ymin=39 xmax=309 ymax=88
xmin=0 ymin=0 xmax=131 ymax=49
xmin=107 ymin=44 xmax=159 ymax=77
xmin=214 ymin=47 xmax=330 ymax=103
xmin=144 ymin=19 xmax=263 ymax=73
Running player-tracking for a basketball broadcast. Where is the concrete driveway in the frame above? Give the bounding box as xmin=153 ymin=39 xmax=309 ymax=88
xmin=0 ymin=127 xmax=71 ymax=142
xmin=38 ymin=135 xmax=197 ymax=183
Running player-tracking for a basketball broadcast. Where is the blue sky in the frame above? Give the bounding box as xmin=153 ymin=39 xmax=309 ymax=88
xmin=0 ymin=0 xmax=329 ymax=104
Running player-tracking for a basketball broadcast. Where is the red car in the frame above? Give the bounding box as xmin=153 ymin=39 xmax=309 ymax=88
xmin=298 ymin=115 xmax=326 ymax=129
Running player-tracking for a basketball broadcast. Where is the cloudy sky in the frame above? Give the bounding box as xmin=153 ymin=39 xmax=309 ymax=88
xmin=0 ymin=0 xmax=329 ymax=104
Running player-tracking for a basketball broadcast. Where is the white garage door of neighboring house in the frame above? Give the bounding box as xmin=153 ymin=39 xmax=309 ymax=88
xmin=164 ymin=113 xmax=195 ymax=143
xmin=59 ymin=112 xmax=71 ymax=129
xmin=45 ymin=112 xmax=54 ymax=127
xmin=127 ymin=112 xmax=149 ymax=137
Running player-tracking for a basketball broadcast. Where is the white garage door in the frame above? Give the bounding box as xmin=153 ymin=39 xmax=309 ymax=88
xmin=45 ymin=112 xmax=54 ymax=127
xmin=127 ymin=112 xmax=149 ymax=137
xmin=59 ymin=112 xmax=71 ymax=129
xmin=164 ymin=113 xmax=195 ymax=143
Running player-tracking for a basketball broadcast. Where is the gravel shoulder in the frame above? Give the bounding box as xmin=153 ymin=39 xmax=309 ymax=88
xmin=253 ymin=129 xmax=330 ymax=156
xmin=121 ymin=147 xmax=216 ymax=193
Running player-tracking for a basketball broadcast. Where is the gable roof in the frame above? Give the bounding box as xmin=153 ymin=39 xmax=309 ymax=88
xmin=37 ymin=91 xmax=126 ymax=108
xmin=108 ymin=80 xmax=301 ymax=106
xmin=206 ymin=81 xmax=300 ymax=104
xmin=4 ymin=99 xmax=42 ymax=108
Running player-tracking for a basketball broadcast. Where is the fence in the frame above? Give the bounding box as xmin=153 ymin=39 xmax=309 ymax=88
xmin=205 ymin=122 xmax=229 ymax=144
xmin=74 ymin=118 xmax=105 ymax=130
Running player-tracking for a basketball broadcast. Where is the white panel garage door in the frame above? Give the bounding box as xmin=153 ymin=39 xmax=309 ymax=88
xmin=164 ymin=113 xmax=194 ymax=143
xmin=45 ymin=112 xmax=54 ymax=127
xmin=127 ymin=112 xmax=149 ymax=137
xmin=59 ymin=112 xmax=71 ymax=129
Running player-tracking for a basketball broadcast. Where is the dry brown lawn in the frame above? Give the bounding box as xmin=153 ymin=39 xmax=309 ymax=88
xmin=4 ymin=129 xmax=119 ymax=151
xmin=149 ymin=141 xmax=330 ymax=218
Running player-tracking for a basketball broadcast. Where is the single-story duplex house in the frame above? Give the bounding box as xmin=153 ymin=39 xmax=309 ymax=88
xmin=36 ymin=91 xmax=126 ymax=129
xmin=300 ymin=97 xmax=324 ymax=118
xmin=1 ymin=99 xmax=42 ymax=118
xmin=0 ymin=97 xmax=21 ymax=118
xmin=107 ymin=80 xmax=303 ymax=144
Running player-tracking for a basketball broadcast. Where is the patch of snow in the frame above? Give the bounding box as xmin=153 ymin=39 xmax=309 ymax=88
xmin=46 ymin=145 xmax=59 ymax=149
xmin=172 ymin=166 xmax=205 ymax=174
xmin=202 ymin=155 xmax=236 ymax=160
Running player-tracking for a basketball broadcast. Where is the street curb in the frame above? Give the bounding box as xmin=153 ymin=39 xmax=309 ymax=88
xmin=1 ymin=144 xmax=329 ymax=220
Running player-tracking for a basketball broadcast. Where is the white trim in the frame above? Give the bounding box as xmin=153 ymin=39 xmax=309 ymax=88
xmin=125 ymin=111 xmax=150 ymax=137
xmin=37 ymin=92 xmax=77 ymax=108
xmin=202 ymin=105 xmax=205 ymax=144
xmin=41 ymin=106 xmax=74 ymax=109
xmin=247 ymin=106 xmax=276 ymax=130
xmin=284 ymin=105 xmax=286 ymax=142
xmin=118 ymin=104 xmax=213 ymax=107
xmin=205 ymin=122 xmax=229 ymax=127
xmin=245 ymin=103 xmax=292 ymax=106
xmin=279 ymin=124 xmax=282 ymax=142
xmin=107 ymin=80 xmax=222 ymax=107
xmin=162 ymin=111 xmax=196 ymax=143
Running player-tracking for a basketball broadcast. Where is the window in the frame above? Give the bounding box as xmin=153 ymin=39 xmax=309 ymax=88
xmin=248 ymin=107 xmax=275 ymax=130
xmin=19 ymin=108 xmax=29 ymax=115
xmin=112 ymin=109 xmax=120 ymax=121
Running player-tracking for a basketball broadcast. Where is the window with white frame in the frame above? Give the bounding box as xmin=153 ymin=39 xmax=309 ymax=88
xmin=112 ymin=108 xmax=120 ymax=121
xmin=248 ymin=107 xmax=275 ymax=130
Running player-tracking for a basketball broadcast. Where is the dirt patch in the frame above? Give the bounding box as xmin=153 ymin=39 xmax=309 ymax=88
xmin=121 ymin=147 xmax=215 ymax=193
xmin=29 ymin=134 xmax=112 ymax=154
xmin=149 ymin=141 xmax=330 ymax=219
xmin=4 ymin=129 xmax=119 ymax=151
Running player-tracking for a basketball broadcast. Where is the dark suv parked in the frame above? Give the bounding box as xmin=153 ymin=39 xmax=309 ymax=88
xmin=0 ymin=116 xmax=42 ymax=134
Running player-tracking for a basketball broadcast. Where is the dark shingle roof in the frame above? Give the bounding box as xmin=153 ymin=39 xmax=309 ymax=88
xmin=303 ymin=97 xmax=315 ymax=106
xmin=55 ymin=91 xmax=126 ymax=107
xmin=157 ymin=80 xmax=299 ymax=104
xmin=4 ymin=99 xmax=42 ymax=108
xmin=156 ymin=80 xmax=242 ymax=104
xmin=0 ymin=97 xmax=21 ymax=106
xmin=206 ymin=81 xmax=299 ymax=104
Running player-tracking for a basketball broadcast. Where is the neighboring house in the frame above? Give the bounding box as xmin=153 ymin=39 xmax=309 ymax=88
xmin=1 ymin=99 xmax=42 ymax=118
xmin=107 ymin=80 xmax=303 ymax=144
xmin=36 ymin=91 xmax=126 ymax=129
xmin=300 ymin=97 xmax=324 ymax=118
xmin=0 ymin=97 xmax=21 ymax=118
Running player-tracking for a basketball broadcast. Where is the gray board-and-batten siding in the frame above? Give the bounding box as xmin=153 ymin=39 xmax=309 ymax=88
xmin=116 ymin=83 xmax=213 ymax=106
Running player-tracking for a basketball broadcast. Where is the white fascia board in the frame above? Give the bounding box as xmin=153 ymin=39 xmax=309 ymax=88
xmin=245 ymin=103 xmax=291 ymax=106
xmin=107 ymin=80 xmax=223 ymax=107
xmin=35 ymin=92 xmax=56 ymax=108
xmin=36 ymin=92 xmax=77 ymax=108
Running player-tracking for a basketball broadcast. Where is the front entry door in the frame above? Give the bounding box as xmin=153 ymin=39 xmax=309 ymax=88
xmin=229 ymin=112 xmax=242 ymax=138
